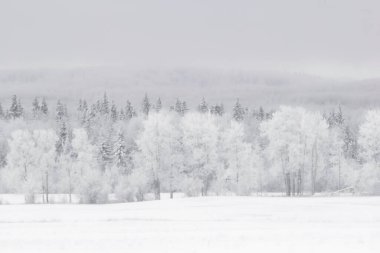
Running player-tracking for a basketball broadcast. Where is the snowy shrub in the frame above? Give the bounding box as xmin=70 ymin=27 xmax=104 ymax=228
xmin=114 ymin=176 xmax=136 ymax=202
xmin=115 ymin=170 xmax=149 ymax=202
xmin=182 ymin=177 xmax=203 ymax=197
xmin=356 ymin=162 xmax=380 ymax=195
xmin=79 ymin=171 xmax=109 ymax=204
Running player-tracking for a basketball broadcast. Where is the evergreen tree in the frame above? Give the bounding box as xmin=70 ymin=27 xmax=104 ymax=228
xmin=174 ymin=99 xmax=183 ymax=116
xmin=17 ymin=99 xmax=24 ymax=118
xmin=142 ymin=93 xmax=151 ymax=116
xmin=119 ymin=109 xmax=126 ymax=120
xmin=32 ymin=97 xmax=40 ymax=119
xmin=56 ymin=100 xmax=66 ymax=122
xmin=9 ymin=95 xmax=23 ymax=119
xmin=182 ymin=101 xmax=188 ymax=115
xmin=99 ymin=137 xmax=114 ymax=171
xmin=233 ymin=99 xmax=245 ymax=122
xmin=155 ymin=98 xmax=162 ymax=113
xmin=197 ymin=97 xmax=208 ymax=113
xmin=114 ymin=131 xmax=128 ymax=174
xmin=210 ymin=104 xmax=224 ymax=116
xmin=101 ymin=92 xmax=110 ymax=115
xmin=41 ymin=97 xmax=48 ymax=116
xmin=110 ymin=103 xmax=118 ymax=122
xmin=56 ymin=121 xmax=69 ymax=155
xmin=258 ymin=106 xmax=265 ymax=121
xmin=125 ymin=100 xmax=136 ymax=119
xmin=335 ymin=105 xmax=345 ymax=127
xmin=343 ymin=125 xmax=358 ymax=160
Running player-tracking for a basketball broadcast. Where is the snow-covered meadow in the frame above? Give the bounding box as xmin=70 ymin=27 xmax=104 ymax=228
xmin=0 ymin=196 xmax=379 ymax=253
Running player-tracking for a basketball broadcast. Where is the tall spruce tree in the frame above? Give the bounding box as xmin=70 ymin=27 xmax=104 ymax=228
xmin=155 ymin=98 xmax=162 ymax=113
xmin=197 ymin=97 xmax=208 ymax=113
xmin=232 ymin=99 xmax=245 ymax=122
xmin=110 ymin=103 xmax=118 ymax=122
xmin=142 ymin=94 xmax=151 ymax=116
xmin=32 ymin=97 xmax=40 ymax=119
xmin=101 ymin=92 xmax=110 ymax=115
xmin=41 ymin=97 xmax=48 ymax=116
xmin=9 ymin=95 xmax=23 ymax=119
xmin=125 ymin=100 xmax=136 ymax=119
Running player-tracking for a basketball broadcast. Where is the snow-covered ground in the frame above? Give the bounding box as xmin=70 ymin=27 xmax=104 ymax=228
xmin=0 ymin=196 xmax=379 ymax=253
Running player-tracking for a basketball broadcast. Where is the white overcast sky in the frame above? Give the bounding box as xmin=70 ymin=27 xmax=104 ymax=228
xmin=0 ymin=0 xmax=379 ymax=79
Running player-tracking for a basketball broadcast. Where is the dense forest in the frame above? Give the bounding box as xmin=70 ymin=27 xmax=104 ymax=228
xmin=0 ymin=93 xmax=379 ymax=203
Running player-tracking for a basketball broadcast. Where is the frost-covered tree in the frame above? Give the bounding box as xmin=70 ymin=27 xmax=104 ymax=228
xmin=232 ymin=99 xmax=245 ymax=122
xmin=210 ymin=103 xmax=224 ymax=116
xmin=56 ymin=100 xmax=65 ymax=122
xmin=125 ymin=100 xmax=136 ymax=119
xmin=114 ymin=131 xmax=128 ymax=172
xmin=3 ymin=129 xmax=57 ymax=202
xmin=359 ymin=110 xmax=380 ymax=163
xmin=71 ymin=128 xmax=108 ymax=203
xmin=3 ymin=130 xmax=36 ymax=198
xmin=32 ymin=129 xmax=57 ymax=203
xmin=8 ymin=95 xmax=23 ymax=119
xmin=110 ymin=103 xmax=118 ymax=122
xmin=173 ymin=98 xmax=188 ymax=116
xmin=357 ymin=110 xmax=380 ymax=194
xmin=41 ymin=97 xmax=49 ymax=117
xmin=155 ymin=98 xmax=162 ymax=113
xmin=260 ymin=106 xmax=328 ymax=196
xmin=32 ymin=97 xmax=40 ymax=119
xmin=98 ymin=131 xmax=115 ymax=171
xmin=136 ymin=111 xmax=181 ymax=199
xmin=221 ymin=121 xmax=255 ymax=195
xmin=181 ymin=112 xmax=220 ymax=196
xmin=101 ymin=92 xmax=110 ymax=115
xmin=325 ymin=128 xmax=345 ymax=191
xmin=142 ymin=93 xmax=151 ymax=116
xmin=257 ymin=106 xmax=265 ymax=121
xmin=197 ymin=97 xmax=208 ymax=113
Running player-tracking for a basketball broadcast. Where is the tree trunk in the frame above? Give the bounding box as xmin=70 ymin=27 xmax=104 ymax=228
xmin=285 ymin=172 xmax=291 ymax=196
xmin=153 ymin=178 xmax=160 ymax=200
xmin=170 ymin=191 xmax=174 ymax=199
xmin=291 ymin=172 xmax=296 ymax=196
xmin=338 ymin=154 xmax=341 ymax=193
xmin=45 ymin=172 xmax=49 ymax=203
xmin=297 ymin=169 xmax=302 ymax=196
xmin=311 ymin=141 xmax=318 ymax=195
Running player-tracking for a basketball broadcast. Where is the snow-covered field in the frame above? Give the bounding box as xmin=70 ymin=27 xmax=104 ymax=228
xmin=0 ymin=197 xmax=379 ymax=253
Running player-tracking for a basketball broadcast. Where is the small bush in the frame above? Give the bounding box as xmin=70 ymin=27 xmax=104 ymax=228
xmin=79 ymin=172 xmax=109 ymax=204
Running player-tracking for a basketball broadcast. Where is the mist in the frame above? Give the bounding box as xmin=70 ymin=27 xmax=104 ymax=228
xmin=0 ymin=0 xmax=379 ymax=79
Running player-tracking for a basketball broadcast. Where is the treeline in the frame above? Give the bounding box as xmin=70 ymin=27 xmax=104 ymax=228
xmin=0 ymin=93 xmax=379 ymax=203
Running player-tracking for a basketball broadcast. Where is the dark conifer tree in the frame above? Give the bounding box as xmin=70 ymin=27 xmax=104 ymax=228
xmin=56 ymin=100 xmax=66 ymax=122
xmin=155 ymin=98 xmax=162 ymax=113
xmin=9 ymin=95 xmax=23 ymax=119
xmin=197 ymin=97 xmax=208 ymax=113
xmin=111 ymin=103 xmax=118 ymax=122
xmin=258 ymin=106 xmax=265 ymax=121
xmin=142 ymin=93 xmax=151 ymax=116
xmin=41 ymin=97 xmax=48 ymax=116
xmin=32 ymin=97 xmax=40 ymax=119
xmin=174 ymin=99 xmax=183 ymax=115
xmin=125 ymin=100 xmax=136 ymax=119
xmin=101 ymin=92 xmax=110 ymax=115
xmin=182 ymin=101 xmax=188 ymax=115
xmin=232 ymin=99 xmax=245 ymax=122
